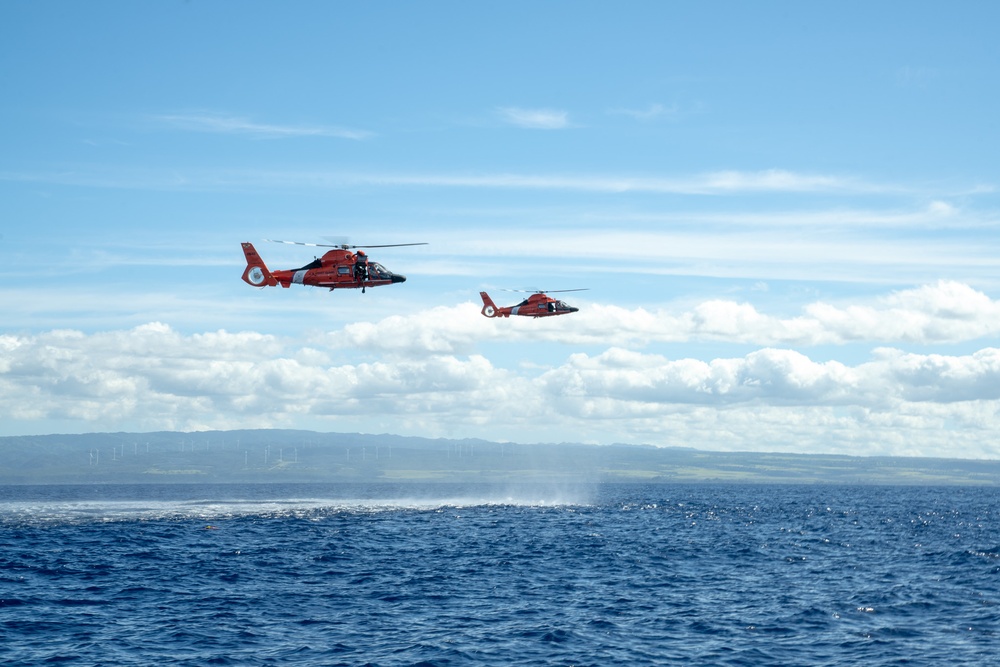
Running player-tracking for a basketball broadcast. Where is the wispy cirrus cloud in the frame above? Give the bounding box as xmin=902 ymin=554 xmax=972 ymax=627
xmin=608 ymin=103 xmax=679 ymax=121
xmin=895 ymin=65 xmax=941 ymax=89
xmin=0 ymin=167 xmax=873 ymax=194
xmin=496 ymin=106 xmax=572 ymax=129
xmin=273 ymin=168 xmax=877 ymax=194
xmin=152 ymin=112 xmax=373 ymax=140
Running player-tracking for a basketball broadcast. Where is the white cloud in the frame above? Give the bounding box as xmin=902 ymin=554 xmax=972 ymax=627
xmin=152 ymin=112 xmax=372 ymax=140
xmin=608 ymin=103 xmax=678 ymax=121
xmin=539 ymin=347 xmax=864 ymax=409
xmin=4 ymin=279 xmax=999 ymax=352
xmin=698 ymin=169 xmax=852 ymax=193
xmin=334 ymin=306 xmax=489 ymax=356
xmin=0 ymin=166 xmax=958 ymax=198
xmin=3 ymin=316 xmax=1000 ymax=457
xmin=496 ymin=107 xmax=571 ymax=129
xmin=804 ymin=281 xmax=1000 ymax=344
xmin=321 ymin=281 xmax=1000 ymax=352
xmin=896 ymin=66 xmax=941 ymax=88
xmin=341 ymin=168 xmax=862 ymax=194
xmin=927 ymin=200 xmax=957 ymax=217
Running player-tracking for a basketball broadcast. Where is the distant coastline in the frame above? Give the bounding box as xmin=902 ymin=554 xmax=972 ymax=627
xmin=2 ymin=429 xmax=998 ymax=486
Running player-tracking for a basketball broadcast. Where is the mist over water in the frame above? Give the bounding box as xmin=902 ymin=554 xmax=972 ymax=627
xmin=0 ymin=482 xmax=597 ymax=525
xmin=2 ymin=482 xmax=997 ymax=666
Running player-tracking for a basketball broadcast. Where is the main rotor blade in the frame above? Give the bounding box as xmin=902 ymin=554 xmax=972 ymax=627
xmin=350 ymin=242 xmax=429 ymax=249
xmin=502 ymin=288 xmax=589 ymax=294
xmin=265 ymin=239 xmax=334 ymax=247
xmin=265 ymin=239 xmax=428 ymax=249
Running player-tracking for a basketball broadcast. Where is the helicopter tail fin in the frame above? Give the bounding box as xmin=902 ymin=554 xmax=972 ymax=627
xmin=241 ymin=242 xmax=278 ymax=287
xmin=480 ymin=291 xmax=499 ymax=318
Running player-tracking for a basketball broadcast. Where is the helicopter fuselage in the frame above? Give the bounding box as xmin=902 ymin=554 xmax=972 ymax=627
xmin=241 ymin=243 xmax=407 ymax=291
xmin=271 ymin=249 xmax=406 ymax=289
xmin=479 ymin=291 xmax=579 ymax=318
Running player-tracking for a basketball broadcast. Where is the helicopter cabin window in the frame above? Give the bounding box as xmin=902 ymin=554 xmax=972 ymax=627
xmin=337 ymin=266 xmax=351 ymax=275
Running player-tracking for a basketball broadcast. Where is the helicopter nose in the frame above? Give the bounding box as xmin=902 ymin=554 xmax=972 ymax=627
xmin=391 ymin=274 xmax=406 ymax=283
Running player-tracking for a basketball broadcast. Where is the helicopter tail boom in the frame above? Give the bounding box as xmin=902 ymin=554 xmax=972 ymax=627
xmin=240 ymin=242 xmax=279 ymax=287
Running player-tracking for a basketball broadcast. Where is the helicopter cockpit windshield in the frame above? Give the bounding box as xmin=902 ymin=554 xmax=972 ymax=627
xmin=368 ymin=262 xmax=391 ymax=280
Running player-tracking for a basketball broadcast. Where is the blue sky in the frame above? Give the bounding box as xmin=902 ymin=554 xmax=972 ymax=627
xmin=3 ymin=1 xmax=1000 ymax=457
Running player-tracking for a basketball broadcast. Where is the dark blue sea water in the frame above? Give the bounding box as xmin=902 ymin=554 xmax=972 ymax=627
xmin=1 ymin=483 xmax=998 ymax=666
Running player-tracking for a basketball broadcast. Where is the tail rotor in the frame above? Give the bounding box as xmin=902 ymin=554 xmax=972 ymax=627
xmin=240 ymin=242 xmax=277 ymax=287
xmin=480 ymin=292 xmax=498 ymax=317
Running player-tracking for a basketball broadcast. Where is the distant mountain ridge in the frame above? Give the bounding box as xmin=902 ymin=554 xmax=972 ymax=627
xmin=1 ymin=429 xmax=998 ymax=486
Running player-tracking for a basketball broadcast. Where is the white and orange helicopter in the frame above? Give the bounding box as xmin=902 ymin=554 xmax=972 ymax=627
xmin=480 ymin=290 xmax=586 ymax=318
xmin=241 ymin=240 xmax=426 ymax=293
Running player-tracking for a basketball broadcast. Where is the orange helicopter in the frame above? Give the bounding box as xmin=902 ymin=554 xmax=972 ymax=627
xmin=480 ymin=290 xmax=586 ymax=318
xmin=241 ymin=240 xmax=426 ymax=293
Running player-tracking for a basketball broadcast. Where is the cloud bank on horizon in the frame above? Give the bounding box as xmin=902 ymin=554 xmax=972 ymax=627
xmin=3 ymin=280 xmax=1000 ymax=458
xmin=2 ymin=3 xmax=999 ymax=458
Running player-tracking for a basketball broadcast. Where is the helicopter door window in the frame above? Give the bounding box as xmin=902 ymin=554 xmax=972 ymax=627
xmin=338 ymin=266 xmax=351 ymax=275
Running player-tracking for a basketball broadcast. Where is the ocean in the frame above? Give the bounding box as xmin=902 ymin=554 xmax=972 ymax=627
xmin=1 ymin=482 xmax=997 ymax=666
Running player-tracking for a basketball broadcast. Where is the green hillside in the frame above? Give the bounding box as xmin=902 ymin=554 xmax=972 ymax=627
xmin=1 ymin=430 xmax=998 ymax=486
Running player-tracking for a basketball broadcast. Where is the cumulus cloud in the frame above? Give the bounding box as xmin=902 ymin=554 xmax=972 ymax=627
xmin=3 ymin=320 xmax=1000 ymax=457
xmin=802 ymin=281 xmax=1000 ymax=344
xmin=540 ymin=347 xmax=862 ymax=407
xmin=334 ymin=306 xmax=490 ymax=356
xmin=321 ymin=281 xmax=1000 ymax=353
